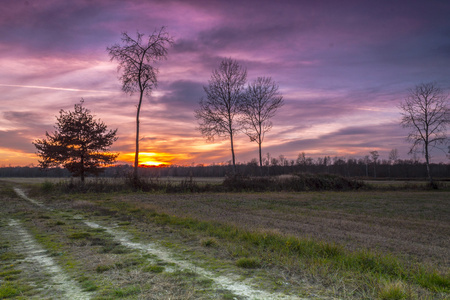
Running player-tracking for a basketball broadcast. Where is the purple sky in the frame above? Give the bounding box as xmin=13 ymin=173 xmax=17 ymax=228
xmin=1 ymin=0 xmax=449 ymax=166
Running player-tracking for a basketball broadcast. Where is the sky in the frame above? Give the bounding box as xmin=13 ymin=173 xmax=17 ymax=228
xmin=0 ymin=0 xmax=449 ymax=167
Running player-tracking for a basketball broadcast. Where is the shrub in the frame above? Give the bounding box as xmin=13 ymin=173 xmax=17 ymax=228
xmin=378 ymin=280 xmax=410 ymax=299
xmin=236 ymin=257 xmax=261 ymax=269
xmin=222 ymin=173 xmax=365 ymax=192
xmin=200 ymin=237 xmax=218 ymax=247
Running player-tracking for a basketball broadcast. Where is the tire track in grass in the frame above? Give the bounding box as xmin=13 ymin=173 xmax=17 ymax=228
xmin=14 ymin=187 xmax=307 ymax=300
xmin=7 ymin=219 xmax=91 ymax=300
xmin=84 ymin=221 xmax=305 ymax=300
xmin=13 ymin=187 xmax=51 ymax=210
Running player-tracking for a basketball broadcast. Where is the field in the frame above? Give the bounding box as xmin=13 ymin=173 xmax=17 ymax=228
xmin=0 ymin=178 xmax=448 ymax=299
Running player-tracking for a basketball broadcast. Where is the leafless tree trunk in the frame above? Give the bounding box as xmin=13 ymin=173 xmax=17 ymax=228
xmin=241 ymin=77 xmax=283 ymax=173
xmin=399 ymin=82 xmax=449 ymax=186
xmin=107 ymin=27 xmax=173 ymax=182
xmin=195 ymin=58 xmax=247 ymax=175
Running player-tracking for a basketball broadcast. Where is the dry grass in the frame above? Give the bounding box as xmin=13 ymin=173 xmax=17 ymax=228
xmin=1 ymin=180 xmax=449 ymax=299
xmin=106 ymin=190 xmax=449 ymax=269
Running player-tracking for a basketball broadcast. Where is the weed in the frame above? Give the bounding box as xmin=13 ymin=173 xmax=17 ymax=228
xmin=41 ymin=181 xmax=55 ymax=193
xmin=0 ymin=252 xmax=25 ymax=261
xmin=378 ymin=280 xmax=410 ymax=299
xmin=200 ymin=237 xmax=218 ymax=247
xmin=78 ymin=275 xmax=98 ymax=291
xmin=96 ymin=264 xmax=114 ymax=273
xmin=113 ymin=285 xmax=140 ymax=297
xmin=236 ymin=257 xmax=261 ymax=269
xmin=68 ymin=232 xmax=91 ymax=239
xmin=0 ymin=270 xmax=22 ymax=277
xmin=0 ymin=282 xmax=19 ymax=298
xmin=143 ymin=264 xmax=165 ymax=273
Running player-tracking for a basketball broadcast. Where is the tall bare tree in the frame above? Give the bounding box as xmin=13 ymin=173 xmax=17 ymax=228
xmin=241 ymin=77 xmax=284 ymax=170
xmin=195 ymin=58 xmax=247 ymax=174
xmin=107 ymin=27 xmax=173 ymax=181
xmin=399 ymin=82 xmax=449 ymax=185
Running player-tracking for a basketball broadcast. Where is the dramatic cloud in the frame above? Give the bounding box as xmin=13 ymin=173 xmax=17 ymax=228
xmin=0 ymin=0 xmax=449 ymax=166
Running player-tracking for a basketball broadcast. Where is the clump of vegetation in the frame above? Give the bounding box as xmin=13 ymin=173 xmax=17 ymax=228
xmin=41 ymin=181 xmax=55 ymax=193
xmin=223 ymin=173 xmax=365 ymax=192
xmin=68 ymin=232 xmax=91 ymax=239
xmin=0 ymin=282 xmax=20 ymax=298
xmin=142 ymin=264 xmax=165 ymax=273
xmin=236 ymin=257 xmax=261 ymax=269
xmin=200 ymin=237 xmax=218 ymax=247
xmin=378 ymin=280 xmax=410 ymax=299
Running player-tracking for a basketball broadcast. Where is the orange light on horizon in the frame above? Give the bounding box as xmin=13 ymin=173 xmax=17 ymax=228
xmin=119 ymin=151 xmax=192 ymax=167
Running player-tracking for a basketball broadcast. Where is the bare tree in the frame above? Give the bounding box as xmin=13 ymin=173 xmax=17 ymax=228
xmin=195 ymin=58 xmax=247 ymax=174
xmin=241 ymin=77 xmax=283 ymax=169
xmin=388 ymin=148 xmax=399 ymax=164
xmin=107 ymin=27 xmax=173 ymax=182
xmin=370 ymin=150 xmax=379 ymax=178
xmin=399 ymin=82 xmax=449 ymax=185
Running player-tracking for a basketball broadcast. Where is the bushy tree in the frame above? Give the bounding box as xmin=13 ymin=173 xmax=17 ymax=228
xmin=107 ymin=27 xmax=173 ymax=181
xmin=33 ymin=101 xmax=118 ymax=182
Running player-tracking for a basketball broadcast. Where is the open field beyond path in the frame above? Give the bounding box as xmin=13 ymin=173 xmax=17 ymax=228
xmin=0 ymin=179 xmax=448 ymax=299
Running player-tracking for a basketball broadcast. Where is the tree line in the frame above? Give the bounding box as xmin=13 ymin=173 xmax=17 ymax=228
xmin=1 ymin=158 xmax=449 ymax=179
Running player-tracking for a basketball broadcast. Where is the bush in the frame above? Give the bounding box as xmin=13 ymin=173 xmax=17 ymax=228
xmin=236 ymin=257 xmax=261 ymax=269
xmin=222 ymin=173 xmax=365 ymax=192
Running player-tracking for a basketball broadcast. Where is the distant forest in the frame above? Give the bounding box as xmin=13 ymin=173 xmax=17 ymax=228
xmin=1 ymin=157 xmax=449 ymax=179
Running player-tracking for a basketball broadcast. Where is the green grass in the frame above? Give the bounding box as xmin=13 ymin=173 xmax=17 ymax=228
xmin=68 ymin=232 xmax=91 ymax=239
xmin=7 ymin=181 xmax=448 ymax=299
xmin=0 ymin=282 xmax=20 ymax=298
xmin=113 ymin=285 xmax=140 ymax=297
xmin=236 ymin=257 xmax=261 ymax=269
xmin=101 ymin=199 xmax=449 ymax=295
xmin=378 ymin=280 xmax=411 ymax=299
xmin=142 ymin=264 xmax=165 ymax=273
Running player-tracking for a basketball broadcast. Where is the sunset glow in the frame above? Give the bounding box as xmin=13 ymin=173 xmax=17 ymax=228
xmin=0 ymin=1 xmax=448 ymax=166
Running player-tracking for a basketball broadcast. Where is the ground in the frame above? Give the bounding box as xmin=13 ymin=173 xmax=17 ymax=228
xmin=0 ymin=178 xmax=448 ymax=299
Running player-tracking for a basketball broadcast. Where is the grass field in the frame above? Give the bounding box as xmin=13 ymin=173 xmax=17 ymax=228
xmin=0 ymin=178 xmax=448 ymax=299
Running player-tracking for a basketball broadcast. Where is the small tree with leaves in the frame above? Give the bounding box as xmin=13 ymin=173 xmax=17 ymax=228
xmin=107 ymin=27 xmax=173 ymax=182
xmin=399 ymin=82 xmax=449 ymax=186
xmin=33 ymin=101 xmax=118 ymax=182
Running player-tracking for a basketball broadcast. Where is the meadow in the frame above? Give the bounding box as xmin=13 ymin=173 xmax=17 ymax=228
xmin=0 ymin=177 xmax=448 ymax=299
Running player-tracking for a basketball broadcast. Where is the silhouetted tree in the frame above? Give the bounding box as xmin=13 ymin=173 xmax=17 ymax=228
xmin=195 ymin=58 xmax=247 ymax=174
xmin=370 ymin=150 xmax=379 ymax=178
xmin=399 ymin=82 xmax=449 ymax=185
xmin=389 ymin=148 xmax=399 ymax=164
xmin=241 ymin=77 xmax=283 ymax=169
xmin=107 ymin=27 xmax=173 ymax=182
xmin=33 ymin=100 xmax=118 ymax=182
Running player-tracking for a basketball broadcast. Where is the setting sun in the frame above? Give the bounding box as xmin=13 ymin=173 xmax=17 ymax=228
xmin=120 ymin=152 xmax=177 ymax=167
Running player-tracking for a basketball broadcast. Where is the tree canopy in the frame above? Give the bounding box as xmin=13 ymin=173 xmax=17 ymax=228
xmin=33 ymin=100 xmax=118 ymax=182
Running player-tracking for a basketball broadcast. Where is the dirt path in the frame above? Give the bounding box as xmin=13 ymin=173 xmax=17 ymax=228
xmin=5 ymin=218 xmax=90 ymax=300
xmin=13 ymin=187 xmax=307 ymax=300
